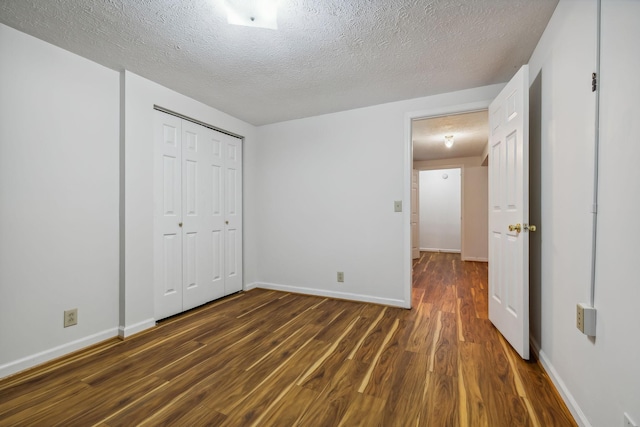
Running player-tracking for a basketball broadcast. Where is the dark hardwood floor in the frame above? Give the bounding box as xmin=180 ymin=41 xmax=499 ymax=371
xmin=0 ymin=252 xmax=575 ymax=426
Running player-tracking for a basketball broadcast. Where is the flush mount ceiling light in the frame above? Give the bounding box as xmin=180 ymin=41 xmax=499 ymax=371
xmin=225 ymin=0 xmax=279 ymax=30
xmin=444 ymin=135 xmax=454 ymax=148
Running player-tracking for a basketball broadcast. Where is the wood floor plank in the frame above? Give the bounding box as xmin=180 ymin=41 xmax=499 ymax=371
xmin=0 ymin=254 xmax=576 ymax=427
xmin=219 ymin=340 xmax=328 ymax=426
xmin=360 ymin=316 xmax=404 ymax=400
xmin=431 ymin=311 xmax=458 ymax=377
xmin=0 ymin=379 xmax=91 ymax=424
xmin=337 ymin=392 xmax=385 ymax=427
xmin=402 ymin=300 xmax=434 ymax=353
xmin=254 ymin=385 xmax=318 ymax=427
xmin=297 ymin=360 xmax=369 ymax=427
xmin=207 ymin=324 xmax=325 ymax=414
xmin=422 ymin=372 xmax=459 ymax=426
xmin=296 ymin=315 xmax=371 ymax=393
xmin=380 ymin=351 xmax=428 ymax=426
xmin=350 ymin=308 xmax=399 ymax=364
xmin=458 ymin=341 xmax=490 ymax=427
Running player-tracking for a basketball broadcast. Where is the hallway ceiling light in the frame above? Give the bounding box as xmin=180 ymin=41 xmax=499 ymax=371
xmin=225 ymin=0 xmax=279 ymax=30
xmin=444 ymin=135 xmax=454 ymax=148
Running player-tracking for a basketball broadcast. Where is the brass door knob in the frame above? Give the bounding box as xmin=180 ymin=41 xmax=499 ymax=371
xmin=178 ymin=222 xmax=183 ymax=228
xmin=524 ymin=224 xmax=537 ymax=232
xmin=508 ymin=223 xmax=522 ymax=233
xmin=225 ymin=220 xmax=229 ymax=225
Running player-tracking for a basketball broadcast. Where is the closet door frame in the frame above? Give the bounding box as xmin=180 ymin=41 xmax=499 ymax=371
xmin=153 ymin=109 xmax=243 ymax=321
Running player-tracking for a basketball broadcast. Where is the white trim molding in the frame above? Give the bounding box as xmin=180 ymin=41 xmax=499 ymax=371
xmin=118 ymin=318 xmax=156 ymax=339
xmin=0 ymin=327 xmax=118 ymax=379
xmin=245 ymin=282 xmax=409 ymax=309
xmin=530 ymin=339 xmax=591 ymax=427
xmin=461 ymin=256 xmax=488 ymax=262
xmin=420 ymin=248 xmax=461 ymax=253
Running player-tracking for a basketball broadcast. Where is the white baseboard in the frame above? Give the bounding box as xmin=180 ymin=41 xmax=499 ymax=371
xmin=530 ymin=339 xmax=591 ymax=427
xmin=245 ymin=282 xmax=410 ymax=309
xmin=0 ymin=327 xmax=119 ymax=379
xmin=420 ymin=248 xmax=461 ymax=253
xmin=118 ymin=318 xmax=156 ymax=339
xmin=461 ymin=256 xmax=488 ymax=262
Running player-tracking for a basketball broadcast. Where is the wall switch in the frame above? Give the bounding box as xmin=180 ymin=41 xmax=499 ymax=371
xmin=394 ymin=201 xmax=402 ymax=212
xmin=64 ymin=308 xmax=78 ymax=328
xmin=624 ymin=412 xmax=638 ymax=427
xmin=576 ymin=303 xmax=596 ymax=336
xmin=337 ymin=272 xmax=344 ymax=282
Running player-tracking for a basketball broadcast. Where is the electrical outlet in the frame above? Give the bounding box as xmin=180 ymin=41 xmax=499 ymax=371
xmin=64 ymin=308 xmax=78 ymax=328
xmin=337 ymin=272 xmax=344 ymax=283
xmin=576 ymin=304 xmax=584 ymax=331
xmin=576 ymin=303 xmax=596 ymax=336
xmin=625 ymin=412 xmax=638 ymax=427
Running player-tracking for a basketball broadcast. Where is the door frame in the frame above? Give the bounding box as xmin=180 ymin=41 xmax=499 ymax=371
xmin=403 ymin=100 xmax=493 ymax=309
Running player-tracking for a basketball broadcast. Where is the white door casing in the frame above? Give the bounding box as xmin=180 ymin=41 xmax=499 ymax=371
xmin=488 ymin=65 xmax=530 ymax=360
xmin=411 ymin=169 xmax=420 ymax=260
xmin=154 ymin=111 xmax=242 ymax=320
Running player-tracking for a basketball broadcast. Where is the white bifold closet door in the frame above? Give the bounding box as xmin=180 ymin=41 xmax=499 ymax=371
xmin=154 ymin=110 xmax=242 ymax=320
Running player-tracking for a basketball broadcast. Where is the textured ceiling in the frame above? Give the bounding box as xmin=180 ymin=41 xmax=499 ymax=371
xmin=0 ymin=0 xmax=558 ymax=125
xmin=413 ymin=110 xmax=488 ymax=162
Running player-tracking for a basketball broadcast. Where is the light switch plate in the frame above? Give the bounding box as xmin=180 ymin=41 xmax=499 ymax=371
xmin=394 ymin=201 xmax=402 ymax=212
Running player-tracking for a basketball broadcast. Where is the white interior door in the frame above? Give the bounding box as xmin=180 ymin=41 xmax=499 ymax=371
xmin=154 ymin=111 xmax=243 ymax=320
xmin=154 ymin=112 xmax=183 ymax=319
xmin=181 ymin=121 xmax=217 ymax=311
xmin=209 ymin=128 xmax=226 ymax=301
xmin=411 ymin=169 xmax=420 ymax=259
xmin=488 ymin=65 xmax=530 ymax=360
xmin=224 ymin=135 xmax=243 ymax=294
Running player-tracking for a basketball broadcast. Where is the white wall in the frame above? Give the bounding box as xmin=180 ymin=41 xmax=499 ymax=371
xmin=252 ymin=85 xmax=503 ymax=307
xmin=121 ymin=71 xmax=257 ymax=336
xmin=418 ymin=169 xmax=461 ymax=252
xmin=414 ymin=156 xmax=483 ymax=169
xmin=0 ymin=24 xmax=120 ymax=376
xmin=0 ymin=24 xmax=258 ymax=376
xmin=528 ymin=1 xmax=640 ymax=425
xmin=414 ymin=156 xmax=488 ymax=261
xmin=462 ymin=166 xmax=488 ymax=261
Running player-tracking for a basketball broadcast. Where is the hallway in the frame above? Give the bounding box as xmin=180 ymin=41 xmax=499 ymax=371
xmin=411 ymin=252 xmax=574 ymax=425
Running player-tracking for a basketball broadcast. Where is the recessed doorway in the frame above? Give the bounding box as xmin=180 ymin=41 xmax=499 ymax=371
xmin=411 ymin=110 xmax=489 ymax=264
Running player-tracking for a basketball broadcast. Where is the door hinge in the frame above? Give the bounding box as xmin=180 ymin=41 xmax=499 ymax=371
xmin=592 ymin=72 xmax=597 ymax=92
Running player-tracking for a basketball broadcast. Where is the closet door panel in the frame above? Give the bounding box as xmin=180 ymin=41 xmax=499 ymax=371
xmin=224 ymin=135 xmax=243 ymax=294
xmin=154 ymin=112 xmax=183 ymax=319
xmin=182 ymin=121 xmax=216 ymax=310
xmin=210 ymin=130 xmax=226 ymax=299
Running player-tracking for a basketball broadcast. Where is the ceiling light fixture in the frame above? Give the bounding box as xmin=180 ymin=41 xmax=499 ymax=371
xmin=444 ymin=135 xmax=454 ymax=148
xmin=225 ymin=0 xmax=279 ymax=30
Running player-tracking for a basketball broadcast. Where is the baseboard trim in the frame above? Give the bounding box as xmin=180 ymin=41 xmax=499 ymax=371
xmin=420 ymin=248 xmax=461 ymax=253
xmin=461 ymin=256 xmax=488 ymax=262
xmin=118 ymin=318 xmax=156 ymax=339
xmin=530 ymin=339 xmax=591 ymax=427
xmin=0 ymin=327 xmax=118 ymax=379
xmin=245 ymin=282 xmax=410 ymax=309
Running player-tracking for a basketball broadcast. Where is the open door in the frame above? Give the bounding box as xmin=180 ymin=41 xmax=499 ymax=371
xmin=488 ymin=65 xmax=531 ymax=359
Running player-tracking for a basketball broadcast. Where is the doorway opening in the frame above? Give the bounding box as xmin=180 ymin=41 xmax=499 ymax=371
xmin=410 ymin=109 xmax=490 ymax=268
